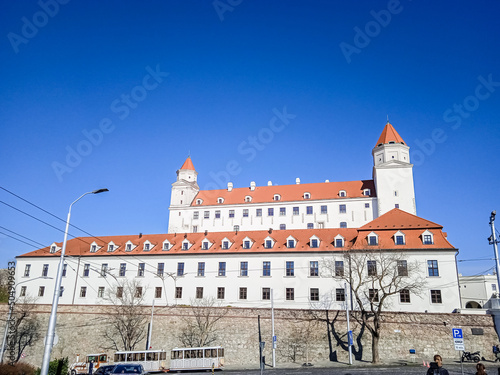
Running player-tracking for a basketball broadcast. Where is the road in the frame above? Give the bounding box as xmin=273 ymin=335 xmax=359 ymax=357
xmin=172 ymin=362 xmax=497 ymax=375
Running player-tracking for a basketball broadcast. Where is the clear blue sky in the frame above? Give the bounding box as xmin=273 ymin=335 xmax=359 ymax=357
xmin=1 ymin=1 xmax=499 ymax=276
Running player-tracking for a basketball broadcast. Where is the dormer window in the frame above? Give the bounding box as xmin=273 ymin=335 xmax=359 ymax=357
xmin=368 ymin=232 xmax=378 ymax=246
xmin=221 ymin=237 xmax=232 ymax=249
xmin=202 ymin=242 xmax=209 ymax=250
xmin=286 ymin=236 xmax=297 ymax=249
xmin=339 ymin=190 xmax=347 ymax=197
xmin=196 ymin=199 xmax=203 ymax=205
xmin=90 ymin=241 xmax=100 ymax=253
xmin=264 ymin=236 xmax=275 ymax=249
xmin=217 ymin=197 xmax=224 ymax=204
xmin=240 ymin=236 xmax=253 ymax=249
xmin=394 ymin=231 xmax=405 ymax=245
xmin=162 ymin=240 xmax=171 ymax=251
xmin=245 ymin=196 xmax=252 ymax=202
xmin=274 ymin=194 xmax=281 ymax=201
xmin=144 ymin=242 xmax=151 ymax=251
xmin=310 ymin=235 xmax=320 ymax=248
xmin=363 ymin=189 xmax=371 ymax=196
xmin=108 ymin=242 xmax=117 ymax=252
xmin=49 ymin=243 xmax=60 ymax=254
xmin=126 ymin=244 xmax=132 ymax=251
xmin=334 ymin=235 xmax=344 ymax=248
xmin=182 ymin=239 xmax=192 ymax=250
xmin=422 ymin=230 xmax=434 ymax=245
xmin=304 ymin=192 xmax=311 ymax=199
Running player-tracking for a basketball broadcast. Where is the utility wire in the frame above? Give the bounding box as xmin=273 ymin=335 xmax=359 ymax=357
xmin=0 ymin=186 xmax=105 ymax=240
xmin=0 ymin=225 xmax=47 ymax=248
xmin=0 ymin=230 xmax=40 ymax=248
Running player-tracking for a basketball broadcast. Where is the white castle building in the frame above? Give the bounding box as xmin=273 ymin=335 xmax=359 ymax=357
xmin=15 ymin=123 xmax=461 ymax=312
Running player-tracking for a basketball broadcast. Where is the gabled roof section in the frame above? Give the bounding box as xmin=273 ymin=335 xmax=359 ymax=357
xmin=375 ymin=122 xmax=406 ymax=146
xmin=360 ymin=208 xmax=442 ymax=230
xmin=180 ymin=156 xmax=195 ymax=171
xmin=193 ymin=180 xmax=375 ymax=206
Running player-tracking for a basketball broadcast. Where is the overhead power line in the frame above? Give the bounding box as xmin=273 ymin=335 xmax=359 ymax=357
xmin=0 ymin=230 xmax=40 ymax=249
xmin=0 ymin=225 xmax=47 ymax=248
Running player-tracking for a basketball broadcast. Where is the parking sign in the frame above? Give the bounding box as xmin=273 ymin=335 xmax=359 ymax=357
xmin=452 ymin=328 xmax=463 ymax=339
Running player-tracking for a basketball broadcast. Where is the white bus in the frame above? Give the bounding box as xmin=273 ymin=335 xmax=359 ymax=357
xmin=170 ymin=346 xmax=224 ymax=372
xmin=113 ymin=349 xmax=168 ymax=373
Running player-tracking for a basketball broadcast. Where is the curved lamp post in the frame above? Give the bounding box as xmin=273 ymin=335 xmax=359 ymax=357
xmin=40 ymin=188 xmax=108 ymax=375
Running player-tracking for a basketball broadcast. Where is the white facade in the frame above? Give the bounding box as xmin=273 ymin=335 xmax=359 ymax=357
xmin=459 ymin=274 xmax=499 ymax=309
xmin=16 ymin=247 xmax=459 ymax=313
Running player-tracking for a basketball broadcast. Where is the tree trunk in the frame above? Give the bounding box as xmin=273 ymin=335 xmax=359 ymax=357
xmin=371 ymin=333 xmax=380 ymax=364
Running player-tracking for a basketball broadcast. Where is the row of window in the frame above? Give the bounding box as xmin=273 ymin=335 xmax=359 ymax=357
xmin=193 ymin=204 xmax=356 ymax=220
xmin=28 ymin=260 xmax=440 ymax=279
xmin=23 ymin=284 xmax=443 ymax=305
xmin=200 ymin=189 xmax=372 ymax=205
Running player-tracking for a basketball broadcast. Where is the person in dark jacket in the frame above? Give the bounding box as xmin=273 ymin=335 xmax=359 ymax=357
xmin=88 ymin=360 xmax=94 ymax=375
xmin=426 ymin=355 xmax=449 ymax=375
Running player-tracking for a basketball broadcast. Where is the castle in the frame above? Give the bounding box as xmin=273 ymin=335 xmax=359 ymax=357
xmin=16 ymin=122 xmax=460 ymax=312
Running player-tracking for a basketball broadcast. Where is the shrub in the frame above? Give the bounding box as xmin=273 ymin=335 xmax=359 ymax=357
xmin=0 ymin=362 xmax=37 ymax=375
xmin=34 ymin=357 xmax=69 ymax=375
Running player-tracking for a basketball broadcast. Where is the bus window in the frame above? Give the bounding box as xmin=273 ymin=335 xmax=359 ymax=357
xmin=197 ymin=350 xmax=203 ymax=358
xmin=99 ymin=355 xmax=107 ymax=362
xmin=161 ymin=352 xmax=166 ymax=360
xmin=154 ymin=352 xmax=158 ymax=361
xmin=140 ymin=353 xmax=145 ymax=361
xmin=218 ymin=348 xmax=224 ymax=357
xmin=127 ymin=353 xmax=133 ymax=362
xmin=212 ymin=349 xmax=217 ymax=358
xmin=146 ymin=352 xmax=153 ymax=361
xmin=114 ymin=354 xmax=119 ymax=362
xmin=204 ymin=349 xmax=211 ymax=358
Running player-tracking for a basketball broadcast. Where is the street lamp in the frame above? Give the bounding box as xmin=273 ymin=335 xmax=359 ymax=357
xmin=40 ymin=188 xmax=108 ymax=375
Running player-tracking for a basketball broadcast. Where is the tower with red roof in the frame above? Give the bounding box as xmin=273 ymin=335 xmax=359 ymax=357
xmin=372 ymin=122 xmax=416 ymax=216
xmin=169 ymin=156 xmax=199 ymax=232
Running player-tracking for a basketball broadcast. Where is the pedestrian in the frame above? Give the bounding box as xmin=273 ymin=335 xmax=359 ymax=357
xmin=426 ymin=354 xmax=449 ymax=375
xmin=476 ymin=362 xmax=487 ymax=375
xmin=88 ymin=360 xmax=94 ymax=375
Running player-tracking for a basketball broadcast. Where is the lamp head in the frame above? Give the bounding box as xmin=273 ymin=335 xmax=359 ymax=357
xmin=92 ymin=188 xmax=109 ymax=194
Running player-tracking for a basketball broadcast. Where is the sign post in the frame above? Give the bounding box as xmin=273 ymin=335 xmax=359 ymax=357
xmin=452 ymin=328 xmax=464 ymax=375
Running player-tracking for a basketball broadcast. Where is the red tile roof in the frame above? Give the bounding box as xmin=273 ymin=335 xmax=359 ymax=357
xmin=376 ymin=122 xmax=406 ymax=146
xmin=360 ymin=208 xmax=441 ymax=230
xmin=180 ymin=156 xmax=195 ymax=171
xmin=17 ymin=210 xmax=455 ymax=259
xmin=193 ymin=180 xmax=375 ymax=206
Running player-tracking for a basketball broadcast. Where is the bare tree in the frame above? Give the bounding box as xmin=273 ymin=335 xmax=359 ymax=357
xmin=278 ymin=319 xmax=317 ymax=363
xmin=2 ymin=296 xmax=41 ymax=363
xmin=324 ymin=250 xmax=426 ymax=363
xmin=102 ymin=279 xmax=148 ymax=351
xmin=178 ymin=297 xmax=229 ymax=347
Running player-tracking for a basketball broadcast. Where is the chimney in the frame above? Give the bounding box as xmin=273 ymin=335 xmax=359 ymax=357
xmin=228 ymin=182 xmax=233 ymax=192
xmin=204 ymin=230 xmax=208 ymax=236
xmin=296 ymin=178 xmax=300 ymax=184
xmin=139 ymin=233 xmax=142 ymax=238
xmin=267 ymin=181 xmax=272 ymax=186
xmin=250 ymin=181 xmax=256 ymax=191
xmin=268 ymin=228 xmax=273 ymax=234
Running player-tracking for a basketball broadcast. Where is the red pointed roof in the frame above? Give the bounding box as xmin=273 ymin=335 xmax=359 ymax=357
xmin=375 ymin=122 xmax=406 ymax=146
xmin=360 ymin=208 xmax=442 ymax=230
xmin=180 ymin=156 xmax=195 ymax=171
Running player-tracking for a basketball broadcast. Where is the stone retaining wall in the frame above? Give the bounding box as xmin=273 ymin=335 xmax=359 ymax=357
xmin=1 ymin=304 xmax=497 ymax=369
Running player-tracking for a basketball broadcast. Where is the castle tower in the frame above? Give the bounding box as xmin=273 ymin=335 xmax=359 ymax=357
xmin=168 ymin=156 xmax=199 ymax=232
xmin=372 ymin=122 xmax=416 ymax=216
